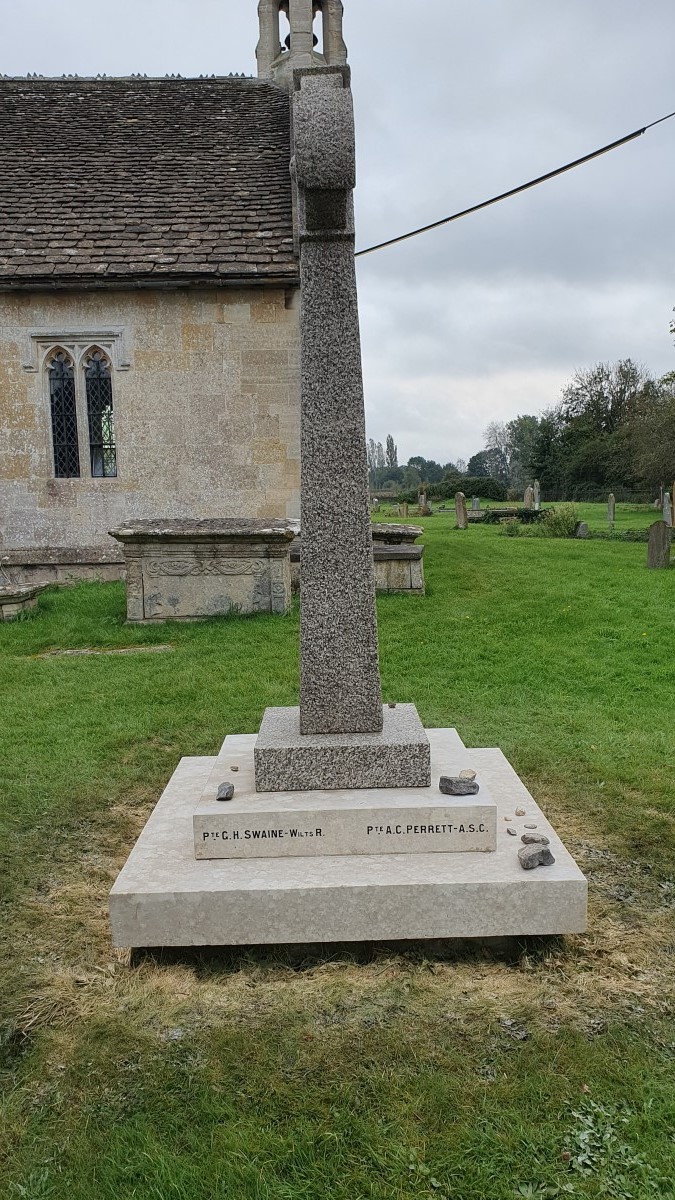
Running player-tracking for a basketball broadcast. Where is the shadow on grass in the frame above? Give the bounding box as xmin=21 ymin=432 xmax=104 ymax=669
xmin=132 ymin=934 xmax=567 ymax=975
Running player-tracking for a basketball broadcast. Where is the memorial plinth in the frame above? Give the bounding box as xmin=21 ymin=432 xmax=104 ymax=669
xmin=110 ymin=727 xmax=587 ymax=947
xmin=109 ymin=519 xmax=298 ymax=623
xmin=255 ymin=704 xmax=431 ymax=792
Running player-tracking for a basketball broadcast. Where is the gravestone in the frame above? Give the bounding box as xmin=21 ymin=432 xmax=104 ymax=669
xmin=401 ymin=501 xmax=409 ymax=519
xmin=533 ymin=479 xmax=541 ymax=511
xmin=455 ymin=491 xmax=468 ymax=530
xmin=608 ymin=493 xmax=616 ymax=527
xmin=647 ymin=521 xmax=671 ymax=569
xmin=372 ymin=498 xmax=380 ymax=512
xmin=663 ymin=492 xmax=672 ymax=528
xmin=471 ymin=496 xmax=480 ymax=511
xmin=524 ymin=486 xmax=534 ymax=510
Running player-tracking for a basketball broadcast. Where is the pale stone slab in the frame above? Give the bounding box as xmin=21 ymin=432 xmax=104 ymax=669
xmin=254 ymin=703 xmax=431 ymax=792
xmin=109 ymin=729 xmax=587 ymax=947
xmin=194 ymin=736 xmax=496 ymax=857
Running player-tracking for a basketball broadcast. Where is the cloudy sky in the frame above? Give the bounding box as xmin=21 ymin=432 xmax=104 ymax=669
xmin=3 ymin=0 xmax=674 ymax=463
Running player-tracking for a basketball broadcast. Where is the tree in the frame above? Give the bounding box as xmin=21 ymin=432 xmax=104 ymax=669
xmin=505 ymin=414 xmax=540 ymax=492
xmin=454 ymin=458 xmax=467 ymax=475
xmin=375 ymin=441 xmax=385 ymax=471
xmin=385 ymin=434 xmax=398 ymax=469
xmin=467 ymin=449 xmax=506 ymax=479
xmin=367 ymin=438 xmax=377 ymax=473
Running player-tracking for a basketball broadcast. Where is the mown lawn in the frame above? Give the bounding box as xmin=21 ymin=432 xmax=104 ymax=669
xmin=1 ymin=512 xmax=674 ymax=1200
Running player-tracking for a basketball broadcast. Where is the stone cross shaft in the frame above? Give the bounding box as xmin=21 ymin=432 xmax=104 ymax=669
xmin=293 ymin=66 xmax=383 ymax=736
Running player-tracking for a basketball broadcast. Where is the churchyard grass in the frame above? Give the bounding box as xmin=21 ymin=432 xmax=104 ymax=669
xmin=1 ymin=521 xmax=674 ymax=1200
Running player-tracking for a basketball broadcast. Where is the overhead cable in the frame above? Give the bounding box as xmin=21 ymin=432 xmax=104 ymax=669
xmin=355 ymin=109 xmax=675 ymax=258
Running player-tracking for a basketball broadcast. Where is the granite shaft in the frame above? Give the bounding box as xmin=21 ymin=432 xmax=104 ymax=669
xmin=296 ymin=68 xmax=383 ymax=736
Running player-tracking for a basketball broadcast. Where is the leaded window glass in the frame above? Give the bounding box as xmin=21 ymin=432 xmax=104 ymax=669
xmin=84 ymin=351 xmax=117 ymax=478
xmin=48 ymin=352 xmax=80 ymax=478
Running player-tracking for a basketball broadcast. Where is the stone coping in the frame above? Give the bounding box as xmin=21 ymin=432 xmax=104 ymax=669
xmin=370 ymin=523 xmax=424 ymax=544
xmin=0 ymin=584 xmax=48 ymax=602
xmin=109 ymin=519 xmax=301 ymax=545
xmin=3 ymin=547 xmax=124 ymax=565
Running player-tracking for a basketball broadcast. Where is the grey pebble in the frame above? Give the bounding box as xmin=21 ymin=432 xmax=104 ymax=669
xmin=521 ymin=833 xmax=550 ymax=846
xmin=439 ymin=776 xmax=479 ymax=796
xmin=506 ymin=827 xmax=518 ymax=837
xmin=523 ymin=823 xmax=538 ymax=829
xmin=216 ymin=782 xmax=235 ymax=802
xmin=518 ymin=844 xmax=556 ymax=870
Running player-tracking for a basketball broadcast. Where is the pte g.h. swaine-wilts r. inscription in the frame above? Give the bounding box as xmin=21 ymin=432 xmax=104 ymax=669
xmin=253 ymin=64 xmax=431 ymax=792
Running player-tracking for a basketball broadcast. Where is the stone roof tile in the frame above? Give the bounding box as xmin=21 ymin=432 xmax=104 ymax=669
xmin=0 ymin=77 xmax=297 ymax=287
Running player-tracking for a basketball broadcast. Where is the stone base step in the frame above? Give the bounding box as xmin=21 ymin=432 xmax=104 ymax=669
xmin=109 ymin=729 xmax=587 ymax=948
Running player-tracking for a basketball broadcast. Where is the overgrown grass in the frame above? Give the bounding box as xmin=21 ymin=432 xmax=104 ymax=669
xmin=1 ymin=518 xmax=673 ymax=1199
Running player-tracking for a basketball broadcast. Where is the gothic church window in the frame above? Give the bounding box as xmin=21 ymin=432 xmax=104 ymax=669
xmin=84 ymin=350 xmax=117 ymax=478
xmin=48 ymin=351 xmax=80 ymax=478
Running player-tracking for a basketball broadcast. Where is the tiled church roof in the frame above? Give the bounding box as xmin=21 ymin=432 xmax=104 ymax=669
xmin=0 ymin=77 xmax=297 ymax=287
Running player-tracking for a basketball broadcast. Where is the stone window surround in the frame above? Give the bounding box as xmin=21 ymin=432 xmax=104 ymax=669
xmin=25 ymin=332 xmax=127 ymax=481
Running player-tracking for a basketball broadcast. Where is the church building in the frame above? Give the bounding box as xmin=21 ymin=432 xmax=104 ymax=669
xmin=0 ymin=1 xmax=346 ymax=581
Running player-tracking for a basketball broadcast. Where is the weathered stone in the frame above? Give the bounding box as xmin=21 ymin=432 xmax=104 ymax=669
xmin=109 ymin=520 xmax=297 ymax=622
xmin=533 ymin=479 xmax=541 ymax=510
xmin=216 ymin=783 xmax=235 ymax=802
xmin=524 ymin=823 xmax=538 ymax=829
xmin=459 ymin=769 xmax=477 ymax=781
xmin=518 ymin=844 xmax=555 ymax=870
xmin=515 ymin=807 xmax=526 ymax=816
xmin=455 ymin=491 xmax=468 ymax=530
xmin=0 ymin=583 xmax=47 ymax=621
xmin=575 ymin=522 xmax=589 ymax=538
xmin=608 ymin=492 xmax=616 ymax=526
xmin=524 ymin=486 xmax=534 ymax=510
xmin=471 ymin=496 xmax=480 ymax=511
xmin=521 ymin=833 xmax=550 ymax=845
xmin=647 ymin=521 xmax=671 ymax=569
xmin=663 ymin=492 xmax=672 ymax=528
xmin=439 ymin=776 xmax=480 ymax=796
xmin=507 ymin=826 xmax=518 ymax=836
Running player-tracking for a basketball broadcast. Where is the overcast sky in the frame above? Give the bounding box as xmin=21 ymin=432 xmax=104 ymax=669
xmin=2 ymin=0 xmax=673 ymax=463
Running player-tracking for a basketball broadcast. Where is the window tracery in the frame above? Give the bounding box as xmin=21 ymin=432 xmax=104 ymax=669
xmin=84 ymin=350 xmax=117 ymax=478
xmin=48 ymin=351 xmax=80 ymax=478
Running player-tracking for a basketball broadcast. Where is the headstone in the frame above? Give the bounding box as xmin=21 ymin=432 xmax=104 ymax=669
xmin=524 ymin=486 xmax=534 ymax=510
xmin=575 ymin=522 xmax=589 ymax=539
xmin=455 ymin=491 xmax=468 ymax=530
xmin=607 ymin=493 xmax=616 ymax=527
xmin=401 ymin=502 xmax=409 ymax=519
xmin=533 ymin=479 xmax=541 ymax=511
xmin=663 ymin=492 xmax=672 ymax=528
xmin=471 ymin=496 xmax=480 ymax=511
xmin=647 ymin=521 xmax=671 ymax=569
xmin=252 ymin=65 xmax=430 ymax=790
xmin=372 ymin=497 xmax=379 ymax=512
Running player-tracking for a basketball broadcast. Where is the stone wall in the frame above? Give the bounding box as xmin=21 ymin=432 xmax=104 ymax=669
xmin=0 ymin=285 xmax=300 ymax=554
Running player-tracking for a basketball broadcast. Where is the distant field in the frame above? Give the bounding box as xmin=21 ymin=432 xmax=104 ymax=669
xmin=1 ymin=523 xmax=673 ymax=1199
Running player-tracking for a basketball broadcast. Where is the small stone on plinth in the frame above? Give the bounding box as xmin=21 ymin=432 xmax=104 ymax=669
xmin=439 ymin=776 xmax=480 ymax=796
xmin=518 ymin=844 xmax=555 ymax=870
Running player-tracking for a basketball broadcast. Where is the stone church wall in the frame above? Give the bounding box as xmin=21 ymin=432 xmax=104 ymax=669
xmin=0 ymin=286 xmax=300 ymax=558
